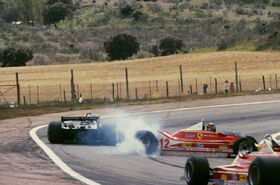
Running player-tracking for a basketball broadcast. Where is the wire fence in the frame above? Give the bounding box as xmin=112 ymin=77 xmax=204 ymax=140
xmin=0 ymin=63 xmax=279 ymax=105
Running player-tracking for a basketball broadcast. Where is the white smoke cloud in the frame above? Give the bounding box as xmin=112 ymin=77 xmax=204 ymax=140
xmin=102 ymin=110 xmax=161 ymax=156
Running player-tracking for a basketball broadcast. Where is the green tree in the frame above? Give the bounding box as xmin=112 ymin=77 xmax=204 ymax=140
xmin=159 ymin=37 xmax=185 ymax=56
xmin=43 ymin=2 xmax=73 ymax=27
xmin=104 ymin=34 xmax=140 ymax=60
xmin=1 ymin=48 xmax=33 ymax=67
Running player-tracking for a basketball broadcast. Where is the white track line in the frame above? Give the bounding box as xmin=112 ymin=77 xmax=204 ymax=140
xmin=29 ymin=125 xmax=100 ymax=185
xmin=30 ymin=99 xmax=280 ymax=184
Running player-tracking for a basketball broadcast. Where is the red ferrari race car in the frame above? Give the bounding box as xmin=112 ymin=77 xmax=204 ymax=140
xmin=156 ymin=121 xmax=257 ymax=157
xmin=184 ymin=132 xmax=280 ymax=185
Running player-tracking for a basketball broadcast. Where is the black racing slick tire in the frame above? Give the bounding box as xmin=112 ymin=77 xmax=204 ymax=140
xmin=48 ymin=121 xmax=65 ymax=143
xmin=135 ymin=130 xmax=158 ymax=155
xmin=101 ymin=124 xmax=118 ymax=146
xmin=245 ymin=136 xmax=258 ymax=151
xmin=184 ymin=156 xmax=210 ymax=185
xmin=233 ymin=137 xmax=254 ymax=155
xmin=248 ymin=157 xmax=280 ymax=185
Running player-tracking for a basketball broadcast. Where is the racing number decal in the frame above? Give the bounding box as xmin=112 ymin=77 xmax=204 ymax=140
xmin=197 ymin=133 xmax=203 ymax=139
xmin=160 ymin=138 xmax=169 ymax=148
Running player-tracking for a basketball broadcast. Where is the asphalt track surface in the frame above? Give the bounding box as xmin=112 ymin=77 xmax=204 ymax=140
xmin=37 ymin=96 xmax=280 ymax=185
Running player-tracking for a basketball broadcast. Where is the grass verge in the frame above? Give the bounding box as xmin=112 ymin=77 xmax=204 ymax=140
xmin=1 ymin=89 xmax=280 ymax=121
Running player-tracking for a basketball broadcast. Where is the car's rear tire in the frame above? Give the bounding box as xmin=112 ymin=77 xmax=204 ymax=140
xmin=184 ymin=156 xmax=210 ymax=185
xmin=233 ymin=137 xmax=254 ymax=155
xmin=48 ymin=121 xmax=64 ymax=143
xmin=135 ymin=130 xmax=158 ymax=155
xmin=248 ymin=157 xmax=280 ymax=185
xmin=101 ymin=124 xmax=118 ymax=146
xmin=245 ymin=136 xmax=258 ymax=151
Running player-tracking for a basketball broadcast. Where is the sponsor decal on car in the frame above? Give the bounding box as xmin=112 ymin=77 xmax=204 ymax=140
xmin=181 ymin=143 xmax=192 ymax=147
xmin=239 ymin=174 xmax=247 ymax=181
xmin=185 ymin=134 xmax=195 ymax=138
xmin=219 ymin=145 xmax=228 ymax=149
xmin=214 ymin=179 xmax=249 ymax=185
xmin=221 ymin=174 xmax=227 ymax=180
xmin=232 ymin=174 xmax=237 ymax=180
xmin=197 ymin=133 xmax=203 ymax=139
xmin=196 ymin=143 xmax=204 ymax=147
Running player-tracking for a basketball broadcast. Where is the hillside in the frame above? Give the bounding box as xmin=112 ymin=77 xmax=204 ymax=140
xmin=0 ymin=0 xmax=279 ymax=65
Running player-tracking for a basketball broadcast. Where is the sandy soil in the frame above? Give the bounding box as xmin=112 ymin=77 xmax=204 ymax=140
xmin=1 ymin=93 xmax=280 ymax=185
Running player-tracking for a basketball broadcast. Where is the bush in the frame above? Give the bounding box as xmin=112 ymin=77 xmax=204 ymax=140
xmin=120 ymin=5 xmax=134 ymax=17
xmin=43 ymin=2 xmax=73 ymax=26
xmin=104 ymin=33 xmax=140 ymax=60
xmin=159 ymin=37 xmax=185 ymax=56
xmin=0 ymin=47 xmax=33 ymax=67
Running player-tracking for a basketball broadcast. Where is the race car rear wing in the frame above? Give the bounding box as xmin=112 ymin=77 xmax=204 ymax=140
xmin=61 ymin=116 xmax=99 ymax=122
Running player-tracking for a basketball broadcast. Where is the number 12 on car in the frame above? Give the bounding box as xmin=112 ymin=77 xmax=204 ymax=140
xmin=160 ymin=138 xmax=169 ymax=148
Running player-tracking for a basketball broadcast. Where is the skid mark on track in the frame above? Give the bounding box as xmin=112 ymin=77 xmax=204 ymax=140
xmin=148 ymin=156 xmax=184 ymax=169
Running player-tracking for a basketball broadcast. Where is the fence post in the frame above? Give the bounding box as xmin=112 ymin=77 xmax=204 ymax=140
xmin=235 ymin=62 xmax=239 ymax=92
xmin=116 ymin=83 xmax=119 ymax=99
xmin=37 ymin=85 xmax=39 ymax=104
xmin=90 ymin=83 xmax=93 ymax=100
xmin=180 ymin=65 xmax=184 ymax=93
xmin=77 ymin=84 xmax=80 ymax=98
xmin=270 ymin=74 xmax=272 ymax=89
xmin=275 ymin=74 xmax=278 ymax=89
xmin=149 ymin=80 xmax=152 ymax=98
xmin=59 ymin=84 xmax=62 ymax=102
xmin=195 ymin=78 xmax=198 ymax=94
xmin=71 ymin=69 xmax=76 ymax=102
xmin=16 ymin=72 xmax=20 ymax=105
xmin=135 ymin=88 xmax=138 ymax=99
xmin=125 ymin=68 xmax=129 ymax=100
xmin=28 ymin=85 xmax=31 ymax=104
xmin=215 ymin=78 xmax=217 ymax=94
xmin=112 ymin=83 xmax=115 ymax=100
xmin=178 ymin=79 xmax=180 ymax=94
xmin=262 ymin=75 xmax=266 ymax=90
xmin=120 ymin=82 xmax=122 ymax=99
xmin=209 ymin=77 xmax=212 ymax=94
xmin=239 ymin=76 xmax=242 ymax=92
xmin=156 ymin=80 xmax=159 ymax=93
xmin=166 ymin=81 xmax=169 ymax=98
xmin=23 ymin=96 xmax=26 ymax=106
xmin=190 ymin=85 xmax=193 ymax=94
xmin=63 ymin=90 xmax=66 ymax=104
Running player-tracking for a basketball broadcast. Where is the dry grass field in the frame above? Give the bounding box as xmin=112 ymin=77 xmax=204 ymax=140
xmin=0 ymin=51 xmax=280 ymax=104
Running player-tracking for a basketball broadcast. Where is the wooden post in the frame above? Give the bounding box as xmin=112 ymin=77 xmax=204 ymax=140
xmin=116 ymin=83 xmax=119 ymax=99
xmin=178 ymin=79 xmax=180 ymax=94
xmin=262 ymin=75 xmax=266 ymax=90
xmin=71 ymin=69 xmax=75 ymax=102
xmin=166 ymin=81 xmax=169 ymax=98
xmin=275 ymin=74 xmax=278 ymax=89
xmin=156 ymin=80 xmax=159 ymax=93
xmin=125 ymin=68 xmax=129 ymax=100
xmin=209 ymin=77 xmax=212 ymax=94
xmin=149 ymin=80 xmax=152 ymax=98
xmin=23 ymin=96 xmax=26 ymax=106
xmin=90 ymin=83 xmax=93 ymax=100
xmin=77 ymin=83 xmax=80 ymax=98
xmin=239 ymin=76 xmax=242 ymax=92
xmin=63 ymin=90 xmax=66 ymax=103
xmin=16 ymin=72 xmax=20 ymax=105
xmin=112 ymin=83 xmax=115 ymax=100
xmin=135 ymin=88 xmax=138 ymax=99
xmin=195 ymin=78 xmax=198 ymax=94
xmin=59 ymin=84 xmax=62 ymax=102
xmin=235 ymin=62 xmax=239 ymax=92
xmin=120 ymin=82 xmax=122 ymax=99
xmin=37 ymin=85 xmax=39 ymax=104
xmin=270 ymin=74 xmax=272 ymax=89
xmin=180 ymin=65 xmax=184 ymax=93
xmin=28 ymin=85 xmax=31 ymax=104
xmin=190 ymin=85 xmax=193 ymax=94
xmin=215 ymin=78 xmax=217 ymax=94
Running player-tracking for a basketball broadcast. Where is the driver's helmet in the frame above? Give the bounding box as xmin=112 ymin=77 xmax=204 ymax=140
xmin=206 ymin=123 xmax=216 ymax=132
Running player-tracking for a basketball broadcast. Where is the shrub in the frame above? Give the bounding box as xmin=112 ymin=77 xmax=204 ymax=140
xmin=0 ymin=47 xmax=33 ymax=67
xmin=104 ymin=33 xmax=140 ymax=60
xmin=159 ymin=37 xmax=185 ymax=56
xmin=120 ymin=5 xmax=134 ymax=17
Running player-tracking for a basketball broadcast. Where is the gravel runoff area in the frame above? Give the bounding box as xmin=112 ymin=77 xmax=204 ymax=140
xmin=1 ymin=93 xmax=280 ymax=185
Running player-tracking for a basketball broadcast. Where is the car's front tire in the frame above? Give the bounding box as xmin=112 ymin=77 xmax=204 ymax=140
xmin=135 ymin=130 xmax=158 ymax=155
xmin=48 ymin=121 xmax=65 ymax=143
xmin=248 ymin=157 xmax=280 ymax=185
xmin=184 ymin=156 xmax=210 ymax=185
xmin=233 ymin=137 xmax=255 ymax=155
